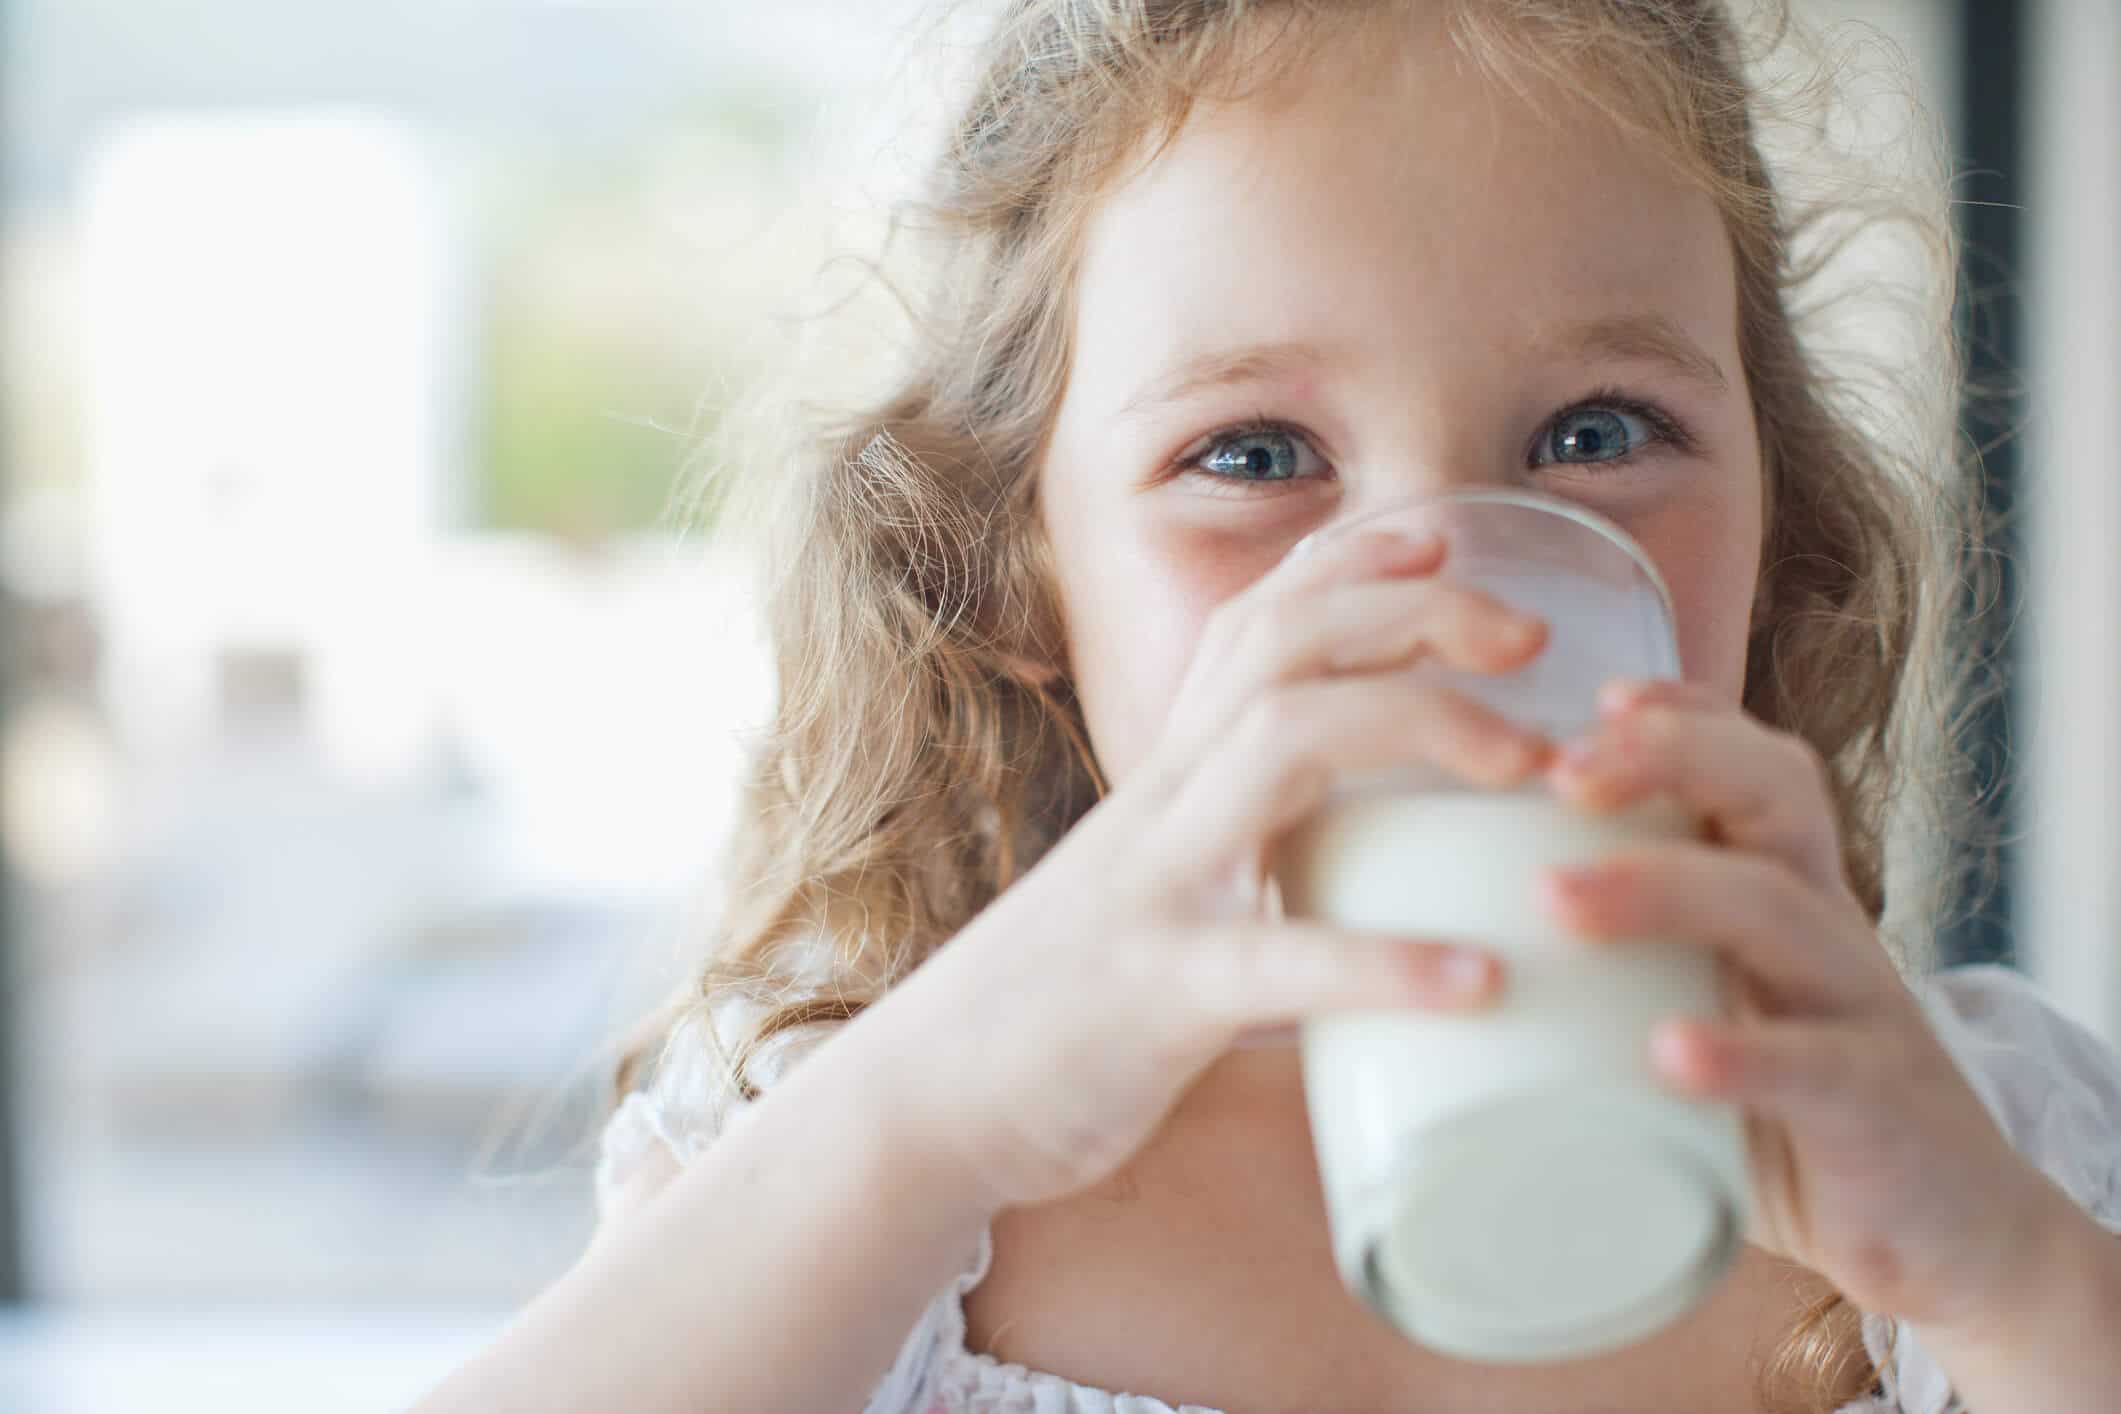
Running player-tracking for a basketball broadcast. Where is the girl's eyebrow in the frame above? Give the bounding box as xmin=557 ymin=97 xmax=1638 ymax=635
xmin=1117 ymin=315 xmax=1726 ymax=421
xmin=1117 ymin=339 xmax=1340 ymax=420
xmin=1548 ymin=313 xmax=1730 ymax=393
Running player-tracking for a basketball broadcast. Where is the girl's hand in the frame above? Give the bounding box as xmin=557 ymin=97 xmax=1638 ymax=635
xmin=877 ymin=525 xmax=1552 ymax=1213
xmin=1545 ymin=679 xmax=2069 ymax=1330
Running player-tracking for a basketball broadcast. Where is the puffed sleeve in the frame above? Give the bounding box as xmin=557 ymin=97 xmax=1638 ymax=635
xmin=589 ymin=997 xmax=984 ymax=1414
xmin=1839 ymin=963 xmax=2121 ymax=1414
xmin=592 ymin=999 xmax=776 ymax=1220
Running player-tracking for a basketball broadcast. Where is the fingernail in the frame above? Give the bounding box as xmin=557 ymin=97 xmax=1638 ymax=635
xmin=1490 ymin=732 xmax=1550 ymax=781
xmin=1554 ymin=736 xmax=1601 ymax=777
xmin=1388 ymin=528 xmax=1442 ymax=558
xmin=1544 ymin=866 xmax=1599 ymax=906
xmin=1598 ymin=680 xmax=1646 ymax=715
xmin=1651 ymin=1020 xmax=1696 ymax=1077
xmin=1442 ymin=949 xmax=1493 ymax=991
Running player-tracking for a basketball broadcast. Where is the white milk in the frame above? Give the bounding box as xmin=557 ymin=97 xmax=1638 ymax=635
xmin=1274 ymin=787 xmax=1750 ymax=1363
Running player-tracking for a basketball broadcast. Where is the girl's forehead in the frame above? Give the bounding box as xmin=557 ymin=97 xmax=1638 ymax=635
xmin=1068 ymin=22 xmax=1738 ymax=406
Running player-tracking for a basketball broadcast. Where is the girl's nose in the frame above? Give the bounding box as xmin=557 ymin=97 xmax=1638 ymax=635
xmin=1345 ymin=452 xmax=1519 ymax=530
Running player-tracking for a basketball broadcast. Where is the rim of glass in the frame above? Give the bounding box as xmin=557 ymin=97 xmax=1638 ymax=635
xmin=1304 ymin=488 xmax=1678 ymax=627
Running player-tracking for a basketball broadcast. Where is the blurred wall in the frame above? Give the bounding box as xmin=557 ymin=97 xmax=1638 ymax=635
xmin=2021 ymin=0 xmax=2121 ymax=1045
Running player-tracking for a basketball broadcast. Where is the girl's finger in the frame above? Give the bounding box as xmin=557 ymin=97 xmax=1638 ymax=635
xmin=1651 ymin=1015 xmax=1877 ymax=1140
xmin=1596 ymin=676 xmax=1724 ymax=717
xmin=1147 ymin=529 xmax=1446 ymax=797
xmin=1176 ymin=920 xmax=1503 ymax=1030
xmin=1170 ymin=676 xmax=1552 ymax=862
xmin=1201 ymin=528 xmax=1443 ymax=663
xmin=1542 ymin=842 xmax=1883 ymax=1014
xmin=1233 ymin=1022 xmax=1300 ymax=1049
xmin=1223 ymin=576 xmax=1547 ymax=687
xmin=1274 ymin=523 xmax=1446 ymax=589
xmin=1162 ymin=530 xmax=1541 ymax=782
xmin=1550 ymin=698 xmax=1848 ymax=896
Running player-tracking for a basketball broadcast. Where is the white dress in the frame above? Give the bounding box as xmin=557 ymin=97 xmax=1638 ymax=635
xmin=594 ymin=964 xmax=2121 ymax=1414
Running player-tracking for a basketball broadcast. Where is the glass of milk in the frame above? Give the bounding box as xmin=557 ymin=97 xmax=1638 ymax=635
xmin=1269 ymin=489 xmax=1751 ymax=1364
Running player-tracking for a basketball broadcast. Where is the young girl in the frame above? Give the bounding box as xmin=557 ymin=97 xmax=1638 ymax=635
xmin=421 ymin=2 xmax=2121 ymax=1410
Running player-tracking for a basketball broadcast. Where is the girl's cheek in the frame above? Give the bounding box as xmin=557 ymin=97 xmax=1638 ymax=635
xmin=1141 ymin=514 xmax=1297 ymax=638
xmin=1080 ymin=516 xmax=1294 ymax=779
xmin=1146 ymin=495 xmax=1316 ymax=592
xmin=1618 ymin=498 xmax=1760 ymax=701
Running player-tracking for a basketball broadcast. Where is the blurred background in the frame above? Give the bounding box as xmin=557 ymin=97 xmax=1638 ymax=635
xmin=0 ymin=1 xmax=2114 ymax=1410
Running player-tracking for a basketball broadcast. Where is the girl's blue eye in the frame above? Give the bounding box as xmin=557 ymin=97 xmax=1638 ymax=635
xmin=1194 ymin=426 xmax=1323 ymax=483
xmin=1536 ymin=406 xmax=1655 ymax=466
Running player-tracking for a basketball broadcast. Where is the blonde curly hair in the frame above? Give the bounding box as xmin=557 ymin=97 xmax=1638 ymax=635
xmin=613 ymin=2 xmax=1975 ymax=1407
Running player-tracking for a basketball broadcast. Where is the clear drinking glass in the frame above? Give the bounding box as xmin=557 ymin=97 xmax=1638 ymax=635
xmin=1268 ymin=489 xmax=1751 ymax=1363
